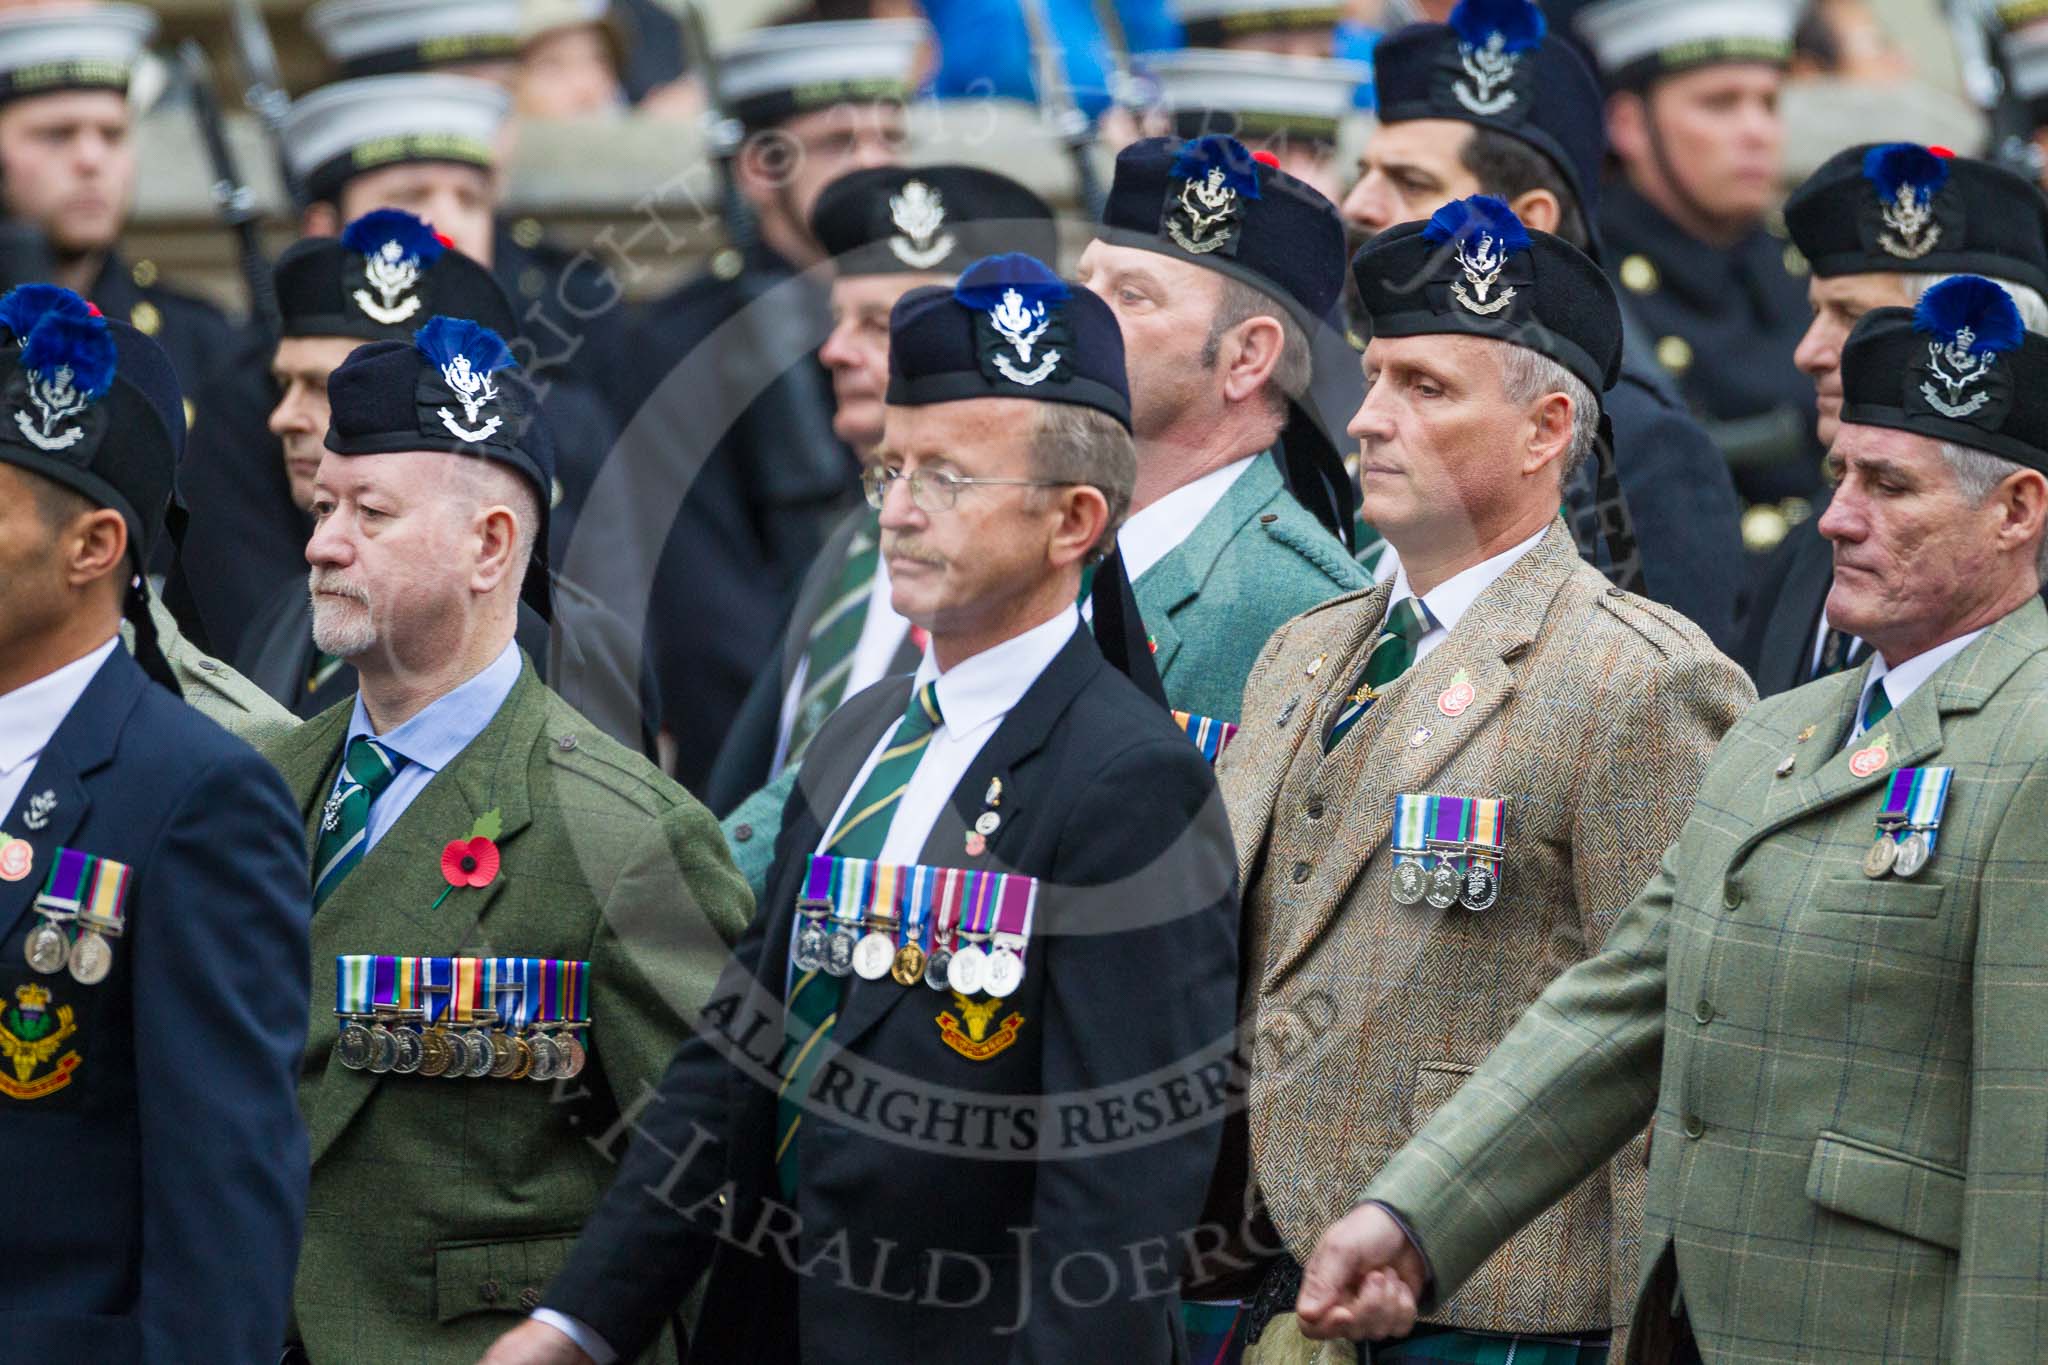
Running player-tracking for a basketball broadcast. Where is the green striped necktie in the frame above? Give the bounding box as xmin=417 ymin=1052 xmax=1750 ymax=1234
xmin=775 ymin=681 xmax=944 ymax=1197
xmin=785 ymin=525 xmax=881 ymax=765
xmin=1858 ymin=675 xmax=1893 ymax=735
xmin=1324 ymin=596 xmax=1431 ymax=752
xmin=311 ymin=737 xmax=406 ymax=909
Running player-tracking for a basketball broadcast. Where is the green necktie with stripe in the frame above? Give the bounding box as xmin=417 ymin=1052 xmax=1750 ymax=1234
xmin=1857 ymin=675 xmax=1893 ymax=735
xmin=1324 ymin=596 xmax=1431 ymax=752
xmin=311 ymin=737 xmax=406 ymax=909
xmin=785 ymin=524 xmax=881 ymax=765
xmin=775 ymin=680 xmax=944 ymax=1197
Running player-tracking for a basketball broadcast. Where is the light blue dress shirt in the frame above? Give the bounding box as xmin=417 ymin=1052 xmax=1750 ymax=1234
xmin=330 ymin=640 xmax=523 ymax=853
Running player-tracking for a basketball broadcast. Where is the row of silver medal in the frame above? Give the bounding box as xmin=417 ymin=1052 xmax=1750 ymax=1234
xmin=792 ymin=900 xmax=1027 ymax=999
xmin=1864 ymin=822 xmax=1935 ymax=879
xmin=1390 ymin=848 xmax=1502 ymax=912
xmin=24 ymin=912 xmax=116 ymax=985
xmin=335 ymin=1011 xmax=589 ymax=1081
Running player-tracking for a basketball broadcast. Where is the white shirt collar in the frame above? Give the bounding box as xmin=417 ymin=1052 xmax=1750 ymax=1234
xmin=1116 ymin=456 xmax=1256 ymax=585
xmin=344 ymin=639 xmax=523 ymax=776
xmin=1866 ymin=629 xmax=1986 ymax=718
xmin=914 ymin=605 xmax=1080 ymax=740
xmin=1388 ymin=525 xmax=1550 ymax=635
xmin=0 ymin=636 xmax=118 ymax=779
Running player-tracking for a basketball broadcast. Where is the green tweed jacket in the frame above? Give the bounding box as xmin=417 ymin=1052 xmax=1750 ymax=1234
xmin=1365 ymin=596 xmax=2048 ymax=1363
xmin=1220 ymin=521 xmax=1753 ymax=1342
xmin=126 ymin=589 xmax=298 ymax=746
xmin=261 ymin=660 xmax=753 ymax=1365
xmin=718 ymin=452 xmax=1367 ymax=897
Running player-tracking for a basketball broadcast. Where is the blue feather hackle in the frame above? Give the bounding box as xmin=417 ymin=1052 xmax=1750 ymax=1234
xmin=953 ymin=253 xmax=1071 ymax=313
xmin=1170 ymin=135 xmax=1263 ymax=200
xmin=1421 ymin=195 xmax=1533 ymax=255
xmin=414 ymin=316 xmax=515 ymax=373
xmin=1862 ymin=143 xmax=1948 ymax=207
xmin=20 ymin=307 xmax=115 ymax=400
xmin=1449 ymin=0 xmax=1546 ymax=52
xmin=342 ymin=208 xmax=448 ymax=264
xmin=0 ymin=284 xmax=93 ymax=344
xmin=1913 ymin=276 xmax=2024 ymax=356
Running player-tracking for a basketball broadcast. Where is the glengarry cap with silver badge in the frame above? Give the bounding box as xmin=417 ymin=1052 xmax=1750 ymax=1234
xmin=1170 ymin=0 xmax=1340 ymax=48
xmin=809 ymin=165 xmax=1057 ymax=279
xmin=281 ymin=73 xmax=507 ymax=207
xmin=1571 ymin=0 xmax=1798 ymax=92
xmin=0 ymin=2 xmax=155 ymax=104
xmin=719 ymin=18 xmax=928 ymax=133
xmin=1141 ymin=48 xmax=1367 ymax=148
xmin=307 ymin=0 xmax=522 ymax=77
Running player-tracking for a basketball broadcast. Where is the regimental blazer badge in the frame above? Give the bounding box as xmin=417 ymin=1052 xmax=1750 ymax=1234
xmin=936 ymin=991 xmax=1024 ymax=1061
xmin=1446 ymin=0 xmax=1546 ymax=117
xmin=342 ymin=209 xmax=446 ymax=327
xmin=0 ymin=983 xmax=80 ymax=1100
xmin=888 ymin=180 xmax=957 ymax=270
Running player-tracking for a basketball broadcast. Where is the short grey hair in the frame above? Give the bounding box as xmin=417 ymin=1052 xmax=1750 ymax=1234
xmin=448 ymin=457 xmax=540 ymax=580
xmin=1903 ymin=274 xmax=2048 ymax=334
xmin=1496 ymin=343 xmax=1600 ymax=483
xmin=1204 ymin=276 xmax=1313 ymax=418
xmin=1029 ymin=402 xmax=1136 ymax=561
xmin=1939 ymin=440 xmax=2048 ymax=581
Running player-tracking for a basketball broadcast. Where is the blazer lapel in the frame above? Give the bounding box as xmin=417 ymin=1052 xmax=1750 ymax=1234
xmin=0 ymin=651 xmax=144 ymax=942
xmin=304 ymin=666 xmax=547 ymax=1167
xmin=1742 ymin=601 xmax=2048 ymax=854
xmin=1266 ymin=527 xmax=1572 ymax=984
xmin=828 ymin=631 xmax=1092 ymax=1053
xmin=1134 ymin=454 xmax=1283 ymax=682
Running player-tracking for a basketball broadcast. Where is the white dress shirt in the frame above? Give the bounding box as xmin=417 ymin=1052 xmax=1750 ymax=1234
xmin=532 ymin=607 xmax=1081 ymax=1365
xmin=334 ymin=640 xmax=522 ymax=853
xmin=1850 ymin=629 xmax=1986 ymax=741
xmin=1386 ymin=525 xmax=1550 ymax=665
xmin=0 ymin=636 xmax=117 ymax=825
xmin=772 ymin=550 xmax=912 ymax=772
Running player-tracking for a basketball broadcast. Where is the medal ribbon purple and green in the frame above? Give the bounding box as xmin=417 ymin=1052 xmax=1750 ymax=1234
xmin=370 ymin=954 xmax=419 ymax=1011
xmin=34 ymin=846 xmax=94 ymax=916
xmin=960 ymin=867 xmax=1000 ymax=944
xmin=1876 ymin=766 xmax=1954 ymax=851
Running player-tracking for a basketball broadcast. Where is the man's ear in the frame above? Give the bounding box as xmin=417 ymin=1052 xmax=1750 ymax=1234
xmin=302 ymin=201 xmax=340 ymax=239
xmin=1605 ymin=91 xmax=1648 ymax=165
xmin=1506 ymin=187 xmax=1562 ymax=236
xmin=1219 ymin=315 xmax=1286 ymax=406
xmin=1993 ymin=468 xmax=2048 ymax=567
xmin=1048 ymin=484 xmax=1111 ymax=573
xmin=734 ymin=132 xmax=791 ymax=211
xmin=469 ymin=504 xmax=523 ymax=595
xmin=1521 ymin=390 xmax=1575 ymax=480
xmin=60 ymin=506 xmax=129 ymax=591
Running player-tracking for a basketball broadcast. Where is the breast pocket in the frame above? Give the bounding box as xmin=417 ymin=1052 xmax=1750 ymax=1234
xmin=1811 ymin=876 xmax=1944 ymax=919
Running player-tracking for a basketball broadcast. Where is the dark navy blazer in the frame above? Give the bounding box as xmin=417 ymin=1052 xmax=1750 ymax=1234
xmin=0 ymin=647 xmax=310 ymax=1363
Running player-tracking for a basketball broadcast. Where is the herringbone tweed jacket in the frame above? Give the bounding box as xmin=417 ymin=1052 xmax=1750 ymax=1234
xmin=1218 ymin=522 xmax=1754 ymax=1338
xmin=1369 ymin=596 xmax=2048 ymax=1363
xmin=261 ymin=660 xmax=753 ymax=1365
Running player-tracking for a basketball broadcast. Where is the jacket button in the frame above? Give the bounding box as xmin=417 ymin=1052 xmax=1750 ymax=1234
xmin=557 ymin=734 xmax=578 ymax=752
xmin=1721 ymin=881 xmax=1742 ymax=910
xmin=1291 ymin=861 xmax=1312 ymax=885
xmin=1304 ymin=800 xmax=1325 ymax=821
xmin=480 ymin=1280 xmax=500 ymax=1304
xmin=1259 ymin=513 xmax=1278 ymax=524
xmin=1683 ymin=1113 xmax=1705 ymax=1139
xmin=734 ymin=823 xmax=754 ymax=843
xmin=519 ymin=1286 xmax=543 ymax=1311
xmin=1693 ymin=998 xmax=1715 ymax=1025
xmin=195 ymin=657 xmax=218 ymax=673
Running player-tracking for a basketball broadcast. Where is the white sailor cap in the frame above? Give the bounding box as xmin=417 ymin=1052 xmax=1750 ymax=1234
xmin=282 ymin=73 xmax=508 ymax=205
xmin=0 ymin=2 xmax=155 ymax=103
xmin=2005 ymin=24 xmax=2048 ymax=116
xmin=1168 ymin=0 xmax=1340 ymax=46
xmin=1573 ymin=0 xmax=1798 ymax=91
xmin=718 ymin=18 xmax=928 ymax=131
xmin=518 ymin=0 xmax=612 ymax=46
xmin=307 ymin=0 xmax=524 ymax=78
xmin=1142 ymin=48 xmax=1366 ymax=144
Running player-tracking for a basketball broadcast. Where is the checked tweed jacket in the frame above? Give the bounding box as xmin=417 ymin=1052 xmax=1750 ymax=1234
xmin=1367 ymin=597 xmax=2048 ymax=1362
xmin=1219 ymin=522 xmax=1754 ymax=1338
xmin=262 ymin=661 xmax=753 ymax=1365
